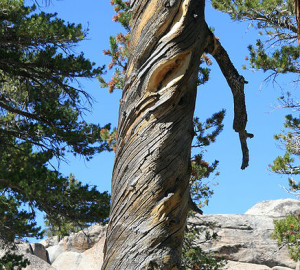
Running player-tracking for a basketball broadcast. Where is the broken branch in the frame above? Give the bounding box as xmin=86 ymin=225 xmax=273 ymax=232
xmin=205 ymin=27 xmax=253 ymax=169
xmin=189 ymin=195 xmax=203 ymax=215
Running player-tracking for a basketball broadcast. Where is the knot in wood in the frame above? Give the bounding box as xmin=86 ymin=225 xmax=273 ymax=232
xmin=192 ymin=8 xmax=201 ymax=20
xmin=164 ymin=1 xmax=170 ymax=8
xmin=238 ymin=75 xmax=248 ymax=84
xmin=164 ymin=0 xmax=177 ymax=8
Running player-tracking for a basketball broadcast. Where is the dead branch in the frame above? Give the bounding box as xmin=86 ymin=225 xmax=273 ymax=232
xmin=205 ymin=26 xmax=254 ymax=169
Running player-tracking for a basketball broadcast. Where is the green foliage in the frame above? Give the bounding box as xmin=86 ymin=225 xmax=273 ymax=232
xmin=271 ymin=116 xmax=300 ymax=261
xmin=0 ymin=251 xmax=30 ymax=270
xmin=272 ymin=152 xmax=297 ymax=174
xmin=98 ymin=33 xmax=129 ymax=93
xmin=275 ymin=114 xmax=300 ymax=155
xmin=190 ymin=111 xmax=225 ymax=208
xmin=45 ymin=215 xmax=87 ymax=240
xmin=97 ymin=0 xmax=130 ymax=93
xmin=43 ymin=174 xmax=110 ymax=240
xmin=181 ymin=111 xmax=226 ymax=269
xmin=211 ymin=0 xmax=299 ymax=78
xmin=272 ymin=215 xmax=300 ymax=261
xmin=272 ymin=118 xmax=300 ymax=262
xmin=272 ymin=114 xmax=300 ymax=195
xmin=193 ymin=110 xmax=225 ymax=148
xmin=211 ymin=0 xmax=295 ymax=24
xmin=110 ymin=0 xmax=131 ymax=30
xmin=99 ymin=0 xmax=212 ymax=92
xmin=0 ymin=0 xmax=112 ymax=264
xmin=182 ymin=221 xmax=225 ymax=270
xmin=100 ymin=127 xmax=117 ymax=152
xmin=0 ymin=0 xmax=111 ymax=159
xmin=248 ymin=42 xmax=299 ymax=73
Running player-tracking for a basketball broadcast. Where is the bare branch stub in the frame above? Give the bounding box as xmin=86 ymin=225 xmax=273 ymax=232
xmin=205 ymin=27 xmax=254 ymax=169
xmin=188 ymin=195 xmax=203 ymax=215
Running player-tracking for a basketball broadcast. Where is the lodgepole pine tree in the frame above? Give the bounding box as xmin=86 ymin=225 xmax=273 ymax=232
xmin=0 ymin=0 xmax=112 ymax=265
xmin=102 ymin=0 xmax=252 ymax=269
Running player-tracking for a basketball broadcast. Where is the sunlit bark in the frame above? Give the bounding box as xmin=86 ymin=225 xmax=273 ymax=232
xmin=102 ymin=0 xmax=251 ymax=269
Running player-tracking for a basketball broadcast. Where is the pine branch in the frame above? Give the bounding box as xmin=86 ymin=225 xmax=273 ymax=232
xmin=244 ymin=12 xmax=298 ymax=33
xmin=0 ymin=98 xmax=52 ymax=126
xmin=205 ymin=26 xmax=254 ymax=169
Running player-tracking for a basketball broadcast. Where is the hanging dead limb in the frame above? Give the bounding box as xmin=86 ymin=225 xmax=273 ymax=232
xmin=205 ymin=27 xmax=254 ymax=169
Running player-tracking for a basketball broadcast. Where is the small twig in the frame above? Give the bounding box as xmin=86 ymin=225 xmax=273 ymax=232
xmin=279 ymin=184 xmax=300 ymax=198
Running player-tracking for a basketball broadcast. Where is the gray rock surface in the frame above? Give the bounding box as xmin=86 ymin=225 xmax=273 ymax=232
xmin=222 ymin=261 xmax=295 ymax=270
xmin=52 ymin=251 xmax=82 ymax=270
xmin=51 ymin=237 xmax=106 ymax=270
xmin=42 ymin=224 xmax=107 ymax=264
xmin=61 ymin=224 xmax=106 ymax=253
xmin=46 ymin=242 xmax=65 ymax=264
xmin=31 ymin=243 xmax=48 ymax=263
xmin=245 ymin=199 xmax=300 ymax=217
xmin=40 ymin=236 xmax=60 ymax=249
xmin=48 ymin=224 xmax=106 ymax=270
xmin=0 ymin=241 xmax=54 ymax=270
xmin=23 ymin=254 xmax=55 ymax=270
xmin=76 ymin=236 xmax=106 ymax=270
xmin=192 ymin=214 xmax=296 ymax=269
xmin=0 ymin=199 xmax=298 ymax=269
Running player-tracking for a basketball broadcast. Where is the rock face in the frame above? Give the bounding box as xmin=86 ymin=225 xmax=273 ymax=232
xmin=193 ymin=214 xmax=295 ymax=269
xmin=0 ymin=240 xmax=54 ymax=270
xmin=245 ymin=198 xmax=300 ymax=217
xmin=192 ymin=198 xmax=300 ymax=270
xmin=1 ymin=199 xmax=299 ymax=269
xmin=42 ymin=224 xmax=107 ymax=269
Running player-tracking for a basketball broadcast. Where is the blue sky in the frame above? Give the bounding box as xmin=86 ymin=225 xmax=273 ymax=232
xmin=35 ymin=0 xmax=297 ymax=215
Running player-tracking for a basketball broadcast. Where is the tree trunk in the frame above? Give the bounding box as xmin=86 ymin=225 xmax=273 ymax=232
xmin=102 ymin=0 xmax=251 ymax=269
xmin=102 ymin=0 xmax=207 ymax=269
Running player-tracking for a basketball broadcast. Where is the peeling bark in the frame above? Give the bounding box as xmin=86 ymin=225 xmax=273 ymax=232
xmin=102 ymin=1 xmax=251 ymax=269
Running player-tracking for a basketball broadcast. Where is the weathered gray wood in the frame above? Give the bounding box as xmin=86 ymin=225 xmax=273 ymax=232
xmin=102 ymin=0 xmax=251 ymax=269
xmin=205 ymin=30 xmax=253 ymax=169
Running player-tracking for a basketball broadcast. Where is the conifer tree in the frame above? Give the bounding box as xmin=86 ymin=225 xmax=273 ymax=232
xmin=0 ymin=0 xmax=112 ymax=265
